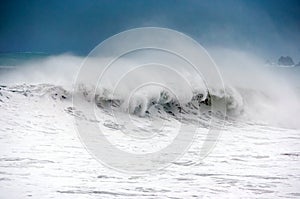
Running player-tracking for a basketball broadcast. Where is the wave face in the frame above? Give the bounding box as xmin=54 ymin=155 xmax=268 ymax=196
xmin=0 ymin=52 xmax=299 ymax=129
xmin=0 ymin=83 xmax=240 ymax=127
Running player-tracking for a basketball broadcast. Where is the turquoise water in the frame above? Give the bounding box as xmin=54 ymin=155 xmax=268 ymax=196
xmin=0 ymin=52 xmax=50 ymax=67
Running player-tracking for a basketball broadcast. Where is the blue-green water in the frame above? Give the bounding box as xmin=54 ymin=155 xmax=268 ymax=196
xmin=0 ymin=52 xmax=50 ymax=66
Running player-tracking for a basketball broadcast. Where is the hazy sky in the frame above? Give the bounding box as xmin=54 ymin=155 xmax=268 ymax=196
xmin=0 ymin=0 xmax=299 ymax=60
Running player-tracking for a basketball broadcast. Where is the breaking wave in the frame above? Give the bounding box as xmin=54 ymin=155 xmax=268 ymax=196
xmin=0 ymin=83 xmax=241 ymax=118
xmin=0 ymin=51 xmax=299 ymax=129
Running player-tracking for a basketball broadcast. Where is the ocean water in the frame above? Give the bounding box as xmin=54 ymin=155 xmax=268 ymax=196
xmin=0 ymin=53 xmax=299 ymax=198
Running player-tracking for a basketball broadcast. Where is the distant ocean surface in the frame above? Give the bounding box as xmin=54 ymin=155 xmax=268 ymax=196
xmin=0 ymin=52 xmax=50 ymax=66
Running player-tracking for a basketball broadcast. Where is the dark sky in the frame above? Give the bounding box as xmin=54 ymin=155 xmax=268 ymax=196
xmin=0 ymin=0 xmax=299 ymax=59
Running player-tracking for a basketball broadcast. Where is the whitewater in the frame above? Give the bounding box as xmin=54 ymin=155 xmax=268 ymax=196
xmin=0 ymin=50 xmax=300 ymax=198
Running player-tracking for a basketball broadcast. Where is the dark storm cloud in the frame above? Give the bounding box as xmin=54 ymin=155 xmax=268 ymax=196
xmin=0 ymin=0 xmax=299 ymax=59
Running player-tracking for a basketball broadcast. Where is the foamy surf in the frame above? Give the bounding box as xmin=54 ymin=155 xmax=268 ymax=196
xmin=0 ymin=50 xmax=299 ymax=197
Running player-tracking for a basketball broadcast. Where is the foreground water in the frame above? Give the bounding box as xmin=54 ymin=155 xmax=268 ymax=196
xmin=0 ymin=84 xmax=299 ymax=198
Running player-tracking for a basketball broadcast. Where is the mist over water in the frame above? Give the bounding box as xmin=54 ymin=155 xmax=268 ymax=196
xmin=210 ymin=48 xmax=300 ymax=128
xmin=0 ymin=46 xmax=299 ymax=129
